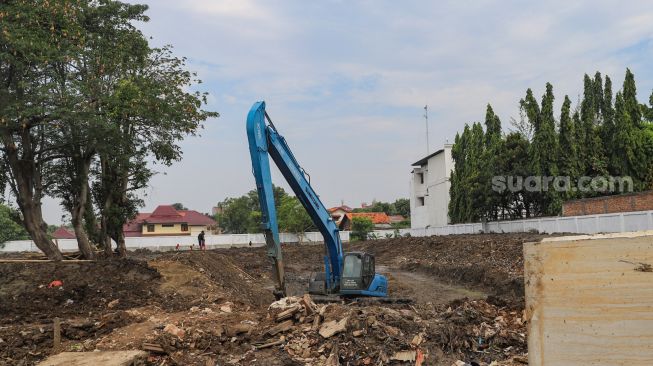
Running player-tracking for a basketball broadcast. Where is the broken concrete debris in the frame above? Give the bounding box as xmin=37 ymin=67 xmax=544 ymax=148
xmin=163 ymin=323 xmax=185 ymax=339
xmin=318 ymin=317 xmax=348 ymax=338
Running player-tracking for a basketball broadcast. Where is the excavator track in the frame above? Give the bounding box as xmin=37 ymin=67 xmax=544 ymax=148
xmin=310 ymin=294 xmax=413 ymax=304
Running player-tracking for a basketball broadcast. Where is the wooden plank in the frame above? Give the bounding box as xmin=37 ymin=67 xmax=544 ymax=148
xmin=524 ymin=233 xmax=653 ymax=366
xmin=39 ymin=351 xmax=148 ymax=366
xmin=53 ymin=317 xmax=61 ymax=351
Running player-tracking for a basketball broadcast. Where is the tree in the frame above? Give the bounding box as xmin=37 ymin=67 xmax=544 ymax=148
xmin=353 ymin=201 xmax=391 ymax=214
xmin=496 ymin=132 xmax=531 ymax=219
xmin=481 ymin=104 xmax=503 ymax=220
xmin=579 ymin=74 xmax=608 ymax=179
xmin=391 ymin=198 xmax=410 ymax=217
xmin=91 ymin=44 xmax=216 ymax=256
xmin=0 ymin=204 xmax=29 ymax=245
xmin=353 ymin=199 xmax=410 ymax=217
xmin=448 ymin=69 xmax=653 ymax=223
xmin=523 ymin=83 xmax=560 ymax=215
xmin=216 ymin=196 xmax=259 ymax=234
xmin=351 ymin=216 xmax=373 ymax=241
xmin=0 ymin=0 xmax=88 ymax=260
xmin=216 ymin=187 xmax=291 ymax=234
xmin=277 ymin=195 xmax=316 ymax=239
xmin=172 ymin=203 xmax=188 ymax=211
xmin=558 ymin=95 xmax=579 ymax=200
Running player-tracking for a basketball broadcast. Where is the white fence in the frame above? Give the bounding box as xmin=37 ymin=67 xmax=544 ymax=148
xmin=0 ymin=231 xmax=349 ymax=253
xmin=403 ymin=210 xmax=653 ymax=237
xmin=3 ymin=210 xmax=653 ymax=253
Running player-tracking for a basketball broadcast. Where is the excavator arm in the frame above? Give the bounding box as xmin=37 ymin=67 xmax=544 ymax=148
xmin=246 ymin=101 xmax=343 ymax=296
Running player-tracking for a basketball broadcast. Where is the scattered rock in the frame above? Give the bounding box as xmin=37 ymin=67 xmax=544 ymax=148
xmin=319 ymin=317 xmax=348 ymax=339
xmin=226 ymin=323 xmax=252 ymax=337
xmin=163 ymin=324 xmax=185 ymax=339
xmin=391 ymin=350 xmax=416 ymax=362
xmin=219 ymin=302 xmax=233 ymax=313
xmin=107 ymin=299 xmax=119 ymax=309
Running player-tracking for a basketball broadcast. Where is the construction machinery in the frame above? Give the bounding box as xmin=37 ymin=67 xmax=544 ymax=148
xmin=246 ymin=101 xmax=388 ymax=298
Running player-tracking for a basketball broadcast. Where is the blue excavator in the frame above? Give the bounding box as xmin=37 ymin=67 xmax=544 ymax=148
xmin=246 ymin=101 xmax=388 ymax=298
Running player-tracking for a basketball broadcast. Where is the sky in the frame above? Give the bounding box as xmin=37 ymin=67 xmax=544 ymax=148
xmin=43 ymin=0 xmax=653 ymax=223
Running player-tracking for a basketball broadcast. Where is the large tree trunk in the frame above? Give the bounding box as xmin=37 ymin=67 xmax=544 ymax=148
xmin=70 ymin=156 xmax=95 ymax=259
xmin=23 ymin=203 xmax=63 ymax=260
xmin=115 ymin=230 xmax=127 ymax=258
xmin=1 ymin=129 xmax=63 ymax=260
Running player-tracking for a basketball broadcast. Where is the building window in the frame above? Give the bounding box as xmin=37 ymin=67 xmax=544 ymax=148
xmin=417 ymin=196 xmax=425 ymax=206
xmin=417 ymin=172 xmax=424 ymax=184
xmin=162 ymin=224 xmax=174 ymax=228
xmin=181 ymin=224 xmax=189 ymax=232
xmin=147 ymin=224 xmax=155 ymax=232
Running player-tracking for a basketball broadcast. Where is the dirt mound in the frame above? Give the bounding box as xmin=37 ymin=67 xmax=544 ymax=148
xmin=0 ymin=260 xmax=160 ymax=324
xmin=0 ymin=260 xmax=160 ymax=365
xmin=351 ymin=233 xmax=546 ymax=298
xmin=151 ymin=250 xmax=276 ymax=308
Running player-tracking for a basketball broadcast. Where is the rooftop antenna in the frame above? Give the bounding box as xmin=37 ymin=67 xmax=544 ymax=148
xmin=424 ymin=105 xmax=430 ymax=154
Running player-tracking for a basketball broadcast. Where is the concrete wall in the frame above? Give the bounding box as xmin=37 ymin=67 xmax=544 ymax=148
xmin=1 ymin=231 xmax=350 ymax=253
xmin=410 ymin=144 xmax=453 ymax=229
xmin=563 ymin=190 xmax=653 ymax=216
xmin=524 ymin=232 xmax=653 ymax=365
xmin=383 ymin=209 xmax=653 ymax=238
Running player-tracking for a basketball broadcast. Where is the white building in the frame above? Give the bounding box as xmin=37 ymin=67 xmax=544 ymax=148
xmin=410 ymin=144 xmax=453 ymax=229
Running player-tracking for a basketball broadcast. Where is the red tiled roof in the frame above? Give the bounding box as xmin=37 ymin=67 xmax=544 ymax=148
xmin=123 ymin=206 xmax=216 ymax=236
xmin=328 ymin=205 xmax=353 ymax=213
xmin=52 ymin=227 xmax=76 ymax=239
xmin=178 ymin=210 xmax=217 ymax=226
xmin=345 ymin=212 xmax=390 ymax=224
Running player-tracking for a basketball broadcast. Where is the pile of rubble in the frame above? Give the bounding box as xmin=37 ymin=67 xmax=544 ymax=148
xmin=137 ymin=295 xmax=525 ymax=366
xmin=254 ymin=295 xmax=429 ymax=365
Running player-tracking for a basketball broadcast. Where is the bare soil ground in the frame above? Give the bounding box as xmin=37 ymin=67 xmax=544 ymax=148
xmin=0 ymin=233 xmax=547 ymax=365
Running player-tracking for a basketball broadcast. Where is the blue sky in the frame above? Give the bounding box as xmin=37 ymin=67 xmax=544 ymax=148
xmin=43 ymin=0 xmax=653 ymax=223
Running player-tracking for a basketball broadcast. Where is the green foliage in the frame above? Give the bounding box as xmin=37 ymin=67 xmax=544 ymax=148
xmin=171 ymin=203 xmax=188 ymax=211
xmin=277 ymin=196 xmax=316 ymax=234
xmin=0 ymin=205 xmax=28 ymax=245
xmin=390 ymin=219 xmax=411 ymax=229
xmin=0 ymin=1 xmax=216 ymax=258
xmin=216 ymin=187 xmax=317 ymax=234
xmin=216 ymin=195 xmax=261 ymax=234
xmin=353 ymin=198 xmax=410 ymax=217
xmin=351 ymin=216 xmax=374 ymax=241
xmin=558 ymin=96 xmax=579 ymax=200
xmin=449 ymin=69 xmax=653 ymax=223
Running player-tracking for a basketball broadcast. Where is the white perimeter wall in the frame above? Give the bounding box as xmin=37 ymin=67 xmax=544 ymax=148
xmin=4 ymin=210 xmax=653 ymax=253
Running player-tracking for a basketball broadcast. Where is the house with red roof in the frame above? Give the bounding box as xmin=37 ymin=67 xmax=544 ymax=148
xmin=328 ymin=205 xmax=353 ymax=226
xmin=123 ymin=205 xmax=217 ymax=237
xmin=339 ymin=212 xmax=391 ymax=230
xmin=52 ymin=226 xmax=76 ymax=240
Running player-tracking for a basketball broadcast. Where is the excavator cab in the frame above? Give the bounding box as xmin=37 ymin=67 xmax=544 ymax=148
xmin=308 ymin=252 xmax=388 ymax=297
xmin=339 ymin=252 xmax=387 ymax=297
